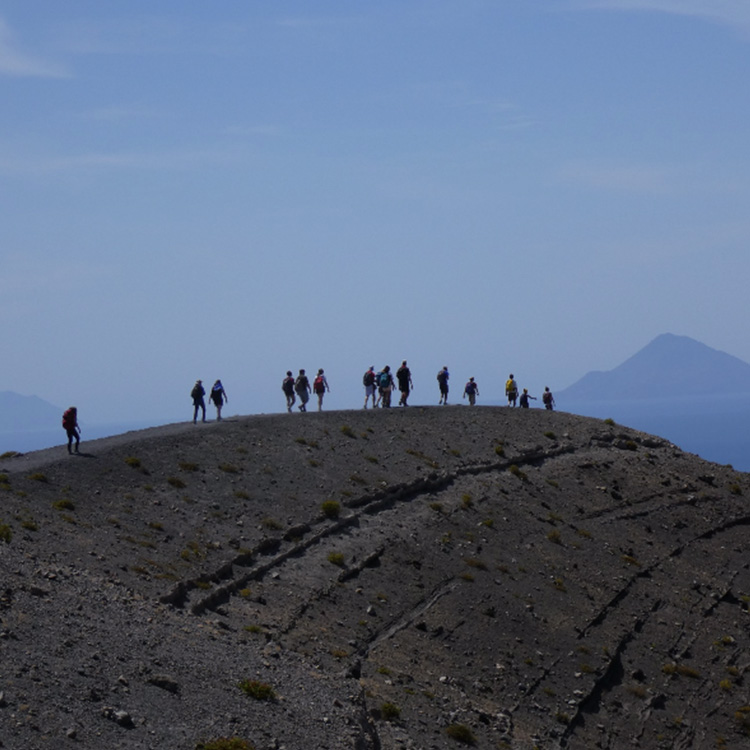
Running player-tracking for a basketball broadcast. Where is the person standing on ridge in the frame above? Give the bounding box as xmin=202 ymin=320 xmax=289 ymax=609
xmin=397 ymin=360 xmax=414 ymax=406
xmin=542 ymin=386 xmax=556 ymax=411
xmin=378 ymin=365 xmax=394 ymax=408
xmin=505 ymin=374 xmax=518 ymax=407
xmin=295 ymin=369 xmax=311 ymax=412
xmin=463 ymin=377 xmax=479 ymax=406
xmin=363 ymin=366 xmax=377 ymax=409
xmin=282 ymin=371 xmax=296 ymax=413
xmin=313 ymin=368 xmax=330 ymax=411
xmin=191 ymin=379 xmax=206 ymax=423
xmin=209 ymin=379 xmax=228 ymax=421
xmin=437 ymin=366 xmax=450 ymax=405
xmin=62 ymin=406 xmax=81 ymax=454
xmin=519 ymin=388 xmax=536 ymax=408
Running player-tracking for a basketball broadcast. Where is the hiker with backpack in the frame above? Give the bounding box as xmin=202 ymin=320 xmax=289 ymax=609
xmin=282 ymin=371 xmax=296 ymax=412
xmin=191 ymin=380 xmax=206 ymax=423
xmin=209 ymin=379 xmax=228 ymax=421
xmin=396 ymin=360 xmax=414 ymax=406
xmin=378 ymin=366 xmax=394 ymax=408
xmin=505 ymin=374 xmax=518 ymax=407
xmin=542 ymin=387 xmax=556 ymax=411
xmin=363 ymin=366 xmax=377 ymax=409
xmin=294 ymin=369 xmax=311 ymax=412
xmin=519 ymin=388 xmax=536 ymax=408
xmin=313 ymin=368 xmax=330 ymax=411
xmin=62 ymin=406 xmax=81 ymax=455
xmin=463 ymin=377 xmax=479 ymax=406
xmin=437 ymin=366 xmax=450 ymax=405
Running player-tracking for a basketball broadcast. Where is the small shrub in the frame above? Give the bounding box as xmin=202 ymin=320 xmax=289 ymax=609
xmin=734 ymin=706 xmax=750 ymax=735
xmin=445 ymin=724 xmax=476 ymax=745
xmin=53 ymin=499 xmax=75 ymax=511
xmin=429 ymin=502 xmax=443 ymax=513
xmin=124 ymin=457 xmax=141 ymax=468
xmin=481 ymin=518 xmax=494 ymax=528
xmin=167 ymin=476 xmax=186 ymax=488
xmin=577 ymin=528 xmax=592 ymax=539
xmin=464 ymin=557 xmax=487 ymax=571
xmin=547 ymin=529 xmax=562 ymax=545
xmin=20 ymin=517 xmax=38 ymax=531
xmin=461 ymin=494 xmax=473 ymax=509
xmin=729 ymin=483 xmax=742 ymax=496
xmin=459 ymin=572 xmax=475 ymax=582
xmin=179 ymin=461 xmax=199 ymax=472
xmin=238 ymin=679 xmax=275 ymax=701
xmin=0 ymin=452 xmax=19 ymax=459
xmin=604 ymin=418 xmax=616 ymax=426
xmin=0 ymin=523 xmax=12 ymax=543
xmin=365 ymin=455 xmax=379 ymax=464
xmin=508 ymin=465 xmax=527 ymax=481
xmin=28 ymin=472 xmax=48 ymax=483
xmin=494 ymin=444 xmax=505 ymax=457
xmin=327 ymin=551 xmax=345 ymax=567
xmin=449 ymin=448 xmax=461 ymax=457
xmin=543 ymin=431 xmax=556 ymax=439
xmin=622 ymin=554 xmax=641 ymax=567
xmin=341 ymin=424 xmax=356 ymax=438
xmin=234 ymin=489 xmax=250 ymax=499
xmin=261 ymin=517 xmax=283 ymax=531
xmin=321 ymin=500 xmax=341 ymax=519
xmin=219 ymin=463 xmax=240 ymax=474
xmin=380 ymin=702 xmax=401 ymax=721
xmin=553 ymin=577 xmax=567 ymax=592
xmin=720 ymin=679 xmax=734 ymax=692
xmin=546 ymin=479 xmax=559 ymax=488
xmin=196 ymin=738 xmax=255 ymax=750
xmin=148 ymin=521 xmax=164 ymax=530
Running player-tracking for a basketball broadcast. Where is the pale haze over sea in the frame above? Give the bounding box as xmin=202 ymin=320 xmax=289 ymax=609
xmin=3 ymin=2 xmax=750 ymax=434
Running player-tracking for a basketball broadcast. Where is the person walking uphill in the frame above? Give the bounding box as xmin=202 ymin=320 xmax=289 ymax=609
xmin=397 ymin=361 xmax=414 ymax=407
xmin=282 ymin=371 xmax=296 ymax=413
xmin=191 ymin=380 xmax=206 ymax=423
xmin=437 ymin=366 xmax=450 ymax=405
xmin=378 ymin=366 xmax=394 ymax=408
xmin=313 ymin=369 xmax=330 ymax=411
xmin=209 ymin=379 xmax=228 ymax=421
xmin=463 ymin=377 xmax=479 ymax=406
xmin=62 ymin=406 xmax=80 ymax=454
xmin=295 ymin=369 xmax=311 ymax=412
xmin=505 ymin=374 xmax=518 ymax=407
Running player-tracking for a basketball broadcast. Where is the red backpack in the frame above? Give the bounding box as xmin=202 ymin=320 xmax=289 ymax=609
xmin=62 ymin=408 xmax=76 ymax=430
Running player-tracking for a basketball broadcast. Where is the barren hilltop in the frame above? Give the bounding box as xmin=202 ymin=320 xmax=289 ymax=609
xmin=1 ymin=407 xmax=749 ymax=750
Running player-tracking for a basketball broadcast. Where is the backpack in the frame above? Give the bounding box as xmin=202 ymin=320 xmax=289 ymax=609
xmin=378 ymin=372 xmax=391 ymax=388
xmin=62 ymin=408 xmax=76 ymax=430
xmin=542 ymin=391 xmax=552 ymax=405
xmin=363 ymin=371 xmax=375 ymax=387
xmin=465 ymin=381 xmax=476 ymax=394
xmin=282 ymin=377 xmax=294 ymax=394
xmin=313 ymin=375 xmax=325 ymax=393
xmin=506 ymin=379 xmax=517 ymax=394
xmin=191 ymin=384 xmax=203 ymax=399
xmin=437 ymin=370 xmax=447 ymax=384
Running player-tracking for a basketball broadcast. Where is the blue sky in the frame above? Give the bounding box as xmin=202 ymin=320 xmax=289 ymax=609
xmin=2 ymin=0 xmax=750 ymax=423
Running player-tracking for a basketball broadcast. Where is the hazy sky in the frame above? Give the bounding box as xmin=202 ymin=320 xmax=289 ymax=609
xmin=3 ymin=0 xmax=750 ymax=423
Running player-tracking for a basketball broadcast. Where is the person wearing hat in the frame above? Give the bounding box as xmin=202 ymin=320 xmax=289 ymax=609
xmin=191 ymin=379 xmax=206 ymax=423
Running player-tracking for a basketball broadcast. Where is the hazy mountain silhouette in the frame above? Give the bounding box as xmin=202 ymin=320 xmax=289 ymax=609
xmin=0 ymin=390 xmax=63 ymax=432
xmin=559 ymin=333 xmax=750 ymax=401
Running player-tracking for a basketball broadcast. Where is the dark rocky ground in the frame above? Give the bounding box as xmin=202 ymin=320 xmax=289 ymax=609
xmin=1 ymin=406 xmax=749 ymax=750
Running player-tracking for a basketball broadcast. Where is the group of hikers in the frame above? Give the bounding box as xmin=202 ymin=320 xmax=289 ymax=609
xmin=61 ymin=366 xmax=556 ymax=454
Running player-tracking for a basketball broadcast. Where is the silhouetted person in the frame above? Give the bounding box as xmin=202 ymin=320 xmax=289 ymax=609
xmin=463 ymin=377 xmax=479 ymax=406
xmin=505 ymin=374 xmax=518 ymax=407
xmin=379 ymin=366 xmax=394 ymax=408
xmin=313 ymin=368 xmax=330 ymax=411
xmin=62 ymin=406 xmax=80 ymax=454
xmin=282 ymin=371 xmax=296 ymax=412
xmin=437 ymin=366 xmax=450 ymax=405
xmin=363 ymin=366 xmax=377 ymax=409
xmin=519 ymin=388 xmax=536 ymax=408
xmin=543 ymin=387 xmax=556 ymax=411
xmin=295 ymin=369 xmax=311 ymax=412
xmin=397 ymin=360 xmax=414 ymax=406
xmin=191 ymin=380 xmax=206 ymax=423
xmin=209 ymin=379 xmax=228 ymax=421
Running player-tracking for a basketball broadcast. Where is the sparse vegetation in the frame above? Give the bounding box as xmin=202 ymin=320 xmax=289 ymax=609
xmin=380 ymin=702 xmax=401 ymax=721
xmin=341 ymin=424 xmax=356 ymax=438
xmin=544 ymin=431 xmax=556 ymax=439
xmin=196 ymin=739 xmax=255 ymax=750
xmin=28 ymin=472 xmax=48 ymax=483
xmin=261 ymin=517 xmax=283 ymax=531
xmin=445 ymin=723 xmax=476 ymax=745
xmin=321 ymin=500 xmax=341 ymax=519
xmin=167 ymin=476 xmax=186 ymax=488
xmin=0 ymin=523 xmax=12 ymax=543
xmin=327 ymin=552 xmax=345 ymax=567
xmin=238 ymin=679 xmax=275 ymax=701
xmin=179 ymin=461 xmax=199 ymax=472
xmin=604 ymin=418 xmax=616 ymax=426
xmin=53 ymin=499 xmax=75 ymax=511
xmin=124 ymin=457 xmax=141 ymax=468
xmin=546 ymin=529 xmax=562 ymax=545
xmin=218 ymin=463 xmax=240 ymax=473
xmin=509 ymin=464 xmax=527 ymax=481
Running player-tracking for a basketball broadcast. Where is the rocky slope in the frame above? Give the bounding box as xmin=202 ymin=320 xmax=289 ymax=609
xmin=1 ymin=406 xmax=749 ymax=750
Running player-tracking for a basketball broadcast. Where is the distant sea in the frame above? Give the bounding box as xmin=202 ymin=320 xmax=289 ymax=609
xmin=0 ymin=420 xmax=172 ymax=455
xmin=562 ymin=394 xmax=750 ymax=473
